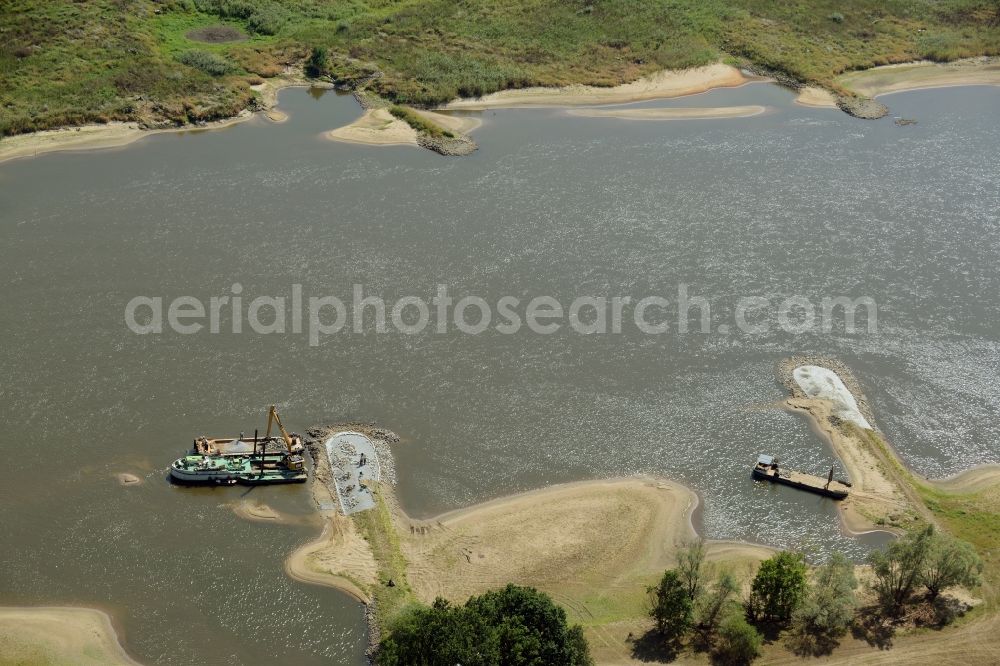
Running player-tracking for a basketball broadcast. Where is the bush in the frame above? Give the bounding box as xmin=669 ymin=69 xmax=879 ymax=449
xmin=868 ymin=525 xmax=934 ymax=613
xmin=377 ymin=585 xmax=592 ymax=666
xmin=787 ymin=553 xmax=857 ymax=655
xmin=193 ymin=0 xmax=288 ymax=35
xmin=694 ymin=570 xmax=739 ymax=640
xmin=388 ymin=105 xmax=454 ymax=138
xmin=177 ymin=50 xmax=235 ymax=76
xmin=678 ymin=540 xmax=706 ymax=601
xmin=305 ymin=46 xmax=327 ymax=77
xmin=713 ymin=612 xmax=762 ymax=665
xmin=921 ymin=530 xmax=982 ymax=600
xmin=748 ymin=552 xmax=807 ymax=624
xmin=649 ymin=569 xmax=692 ymax=647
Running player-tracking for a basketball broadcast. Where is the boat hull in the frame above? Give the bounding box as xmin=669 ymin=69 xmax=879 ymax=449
xmin=752 ymin=467 xmax=849 ymax=500
xmin=170 ymin=454 xmax=307 ymax=486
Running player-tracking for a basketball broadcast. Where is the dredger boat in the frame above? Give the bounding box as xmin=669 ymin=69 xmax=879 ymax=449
xmin=170 ymin=405 xmax=307 ymax=485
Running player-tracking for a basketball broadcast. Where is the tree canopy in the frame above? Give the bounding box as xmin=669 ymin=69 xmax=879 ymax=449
xmin=377 ymin=584 xmax=593 ymax=666
xmin=649 ymin=569 xmax=693 ymax=647
xmin=748 ymin=551 xmax=808 ymax=623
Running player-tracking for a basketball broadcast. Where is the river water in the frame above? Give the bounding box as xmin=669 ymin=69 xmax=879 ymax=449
xmin=1 ymin=82 xmax=998 ymax=664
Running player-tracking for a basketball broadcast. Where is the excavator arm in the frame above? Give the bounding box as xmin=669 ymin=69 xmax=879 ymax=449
xmin=265 ymin=405 xmax=303 ymax=453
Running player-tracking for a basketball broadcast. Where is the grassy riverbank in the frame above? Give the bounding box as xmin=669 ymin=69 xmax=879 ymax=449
xmin=3 ymin=0 xmax=1000 ymax=136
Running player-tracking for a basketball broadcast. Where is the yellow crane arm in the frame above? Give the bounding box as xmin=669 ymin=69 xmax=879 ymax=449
xmin=264 ymin=404 xmax=303 ymax=453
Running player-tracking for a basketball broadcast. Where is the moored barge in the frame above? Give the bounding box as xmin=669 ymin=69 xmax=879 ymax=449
xmin=752 ymin=454 xmax=850 ymax=500
xmin=169 ymin=405 xmax=307 ymax=485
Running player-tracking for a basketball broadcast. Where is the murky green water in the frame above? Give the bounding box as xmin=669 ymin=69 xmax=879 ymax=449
xmin=1 ymin=83 xmax=998 ymax=664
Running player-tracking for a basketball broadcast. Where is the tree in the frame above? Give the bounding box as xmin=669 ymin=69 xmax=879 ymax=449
xmin=678 ymin=540 xmax=707 ymax=600
xmin=748 ymin=551 xmax=807 ymax=623
xmin=649 ymin=569 xmax=693 ymax=646
xmin=377 ymin=585 xmax=593 ymax=665
xmin=694 ymin=570 xmax=739 ymax=639
xmin=921 ymin=530 xmax=982 ymax=600
xmin=868 ymin=524 xmax=934 ymax=613
xmin=713 ymin=611 xmax=762 ymax=665
xmin=305 ymin=46 xmax=327 ymax=77
xmin=788 ymin=553 xmax=857 ymax=655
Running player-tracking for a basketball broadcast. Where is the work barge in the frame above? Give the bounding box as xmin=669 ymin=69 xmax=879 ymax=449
xmin=752 ymin=454 xmax=850 ymax=500
xmin=169 ymin=405 xmax=307 ymax=485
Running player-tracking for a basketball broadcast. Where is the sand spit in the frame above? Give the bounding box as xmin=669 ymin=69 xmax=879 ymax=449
xmin=795 ymin=57 xmax=1000 ymax=109
xmin=442 ymin=63 xmax=750 ymax=110
xmin=839 ymin=57 xmax=1000 ymax=99
xmin=0 ymin=606 xmax=139 ymax=665
xmin=412 ymin=109 xmax=482 ymax=134
xmin=795 ymin=86 xmax=839 ymax=108
xmin=326 ymin=107 xmax=481 ymax=150
xmin=397 ymin=477 xmax=771 ymax=606
xmin=285 ymin=511 xmax=378 ymax=603
xmin=565 ymin=105 xmax=766 ymax=120
xmin=326 ymin=108 xmax=418 ymax=146
xmin=777 ymin=357 xmax=914 ymax=533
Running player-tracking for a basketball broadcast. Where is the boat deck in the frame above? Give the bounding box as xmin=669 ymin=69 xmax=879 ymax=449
xmin=752 ymin=454 xmax=850 ymax=499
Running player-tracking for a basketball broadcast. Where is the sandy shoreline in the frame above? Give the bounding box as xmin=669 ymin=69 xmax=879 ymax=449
xmin=795 ymin=56 xmax=1000 ymax=108
xmin=442 ymin=63 xmax=751 ymax=109
xmin=565 ymin=105 xmax=766 ymax=120
xmin=0 ymin=75 xmax=307 ymax=165
xmin=0 ymin=606 xmax=139 ymax=665
xmin=285 ymin=475 xmax=773 ymax=663
xmin=325 ymin=107 xmax=482 ymax=148
xmin=776 ymin=356 xmax=1000 ymax=535
xmin=6 ymin=57 xmax=999 ymax=163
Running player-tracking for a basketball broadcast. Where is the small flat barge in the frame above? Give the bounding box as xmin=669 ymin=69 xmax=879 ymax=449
xmin=170 ymin=405 xmax=307 ymax=486
xmin=752 ymin=454 xmax=850 ymax=500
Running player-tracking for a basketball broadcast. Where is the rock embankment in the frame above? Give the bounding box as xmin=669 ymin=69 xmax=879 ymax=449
xmin=836 ymin=94 xmax=888 ymax=119
xmin=417 ymin=132 xmax=477 ymax=156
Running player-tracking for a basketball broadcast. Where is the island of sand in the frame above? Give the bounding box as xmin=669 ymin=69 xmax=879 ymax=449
xmin=286 ymin=473 xmax=773 ymax=664
xmin=272 ymin=361 xmax=1000 ymax=664
xmin=0 ymin=606 xmax=139 ymax=665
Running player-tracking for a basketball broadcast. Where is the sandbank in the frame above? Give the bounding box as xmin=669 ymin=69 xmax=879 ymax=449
xmin=794 ymin=86 xmax=839 ymax=108
xmin=325 ymin=108 xmax=418 ymax=147
xmin=325 ymin=107 xmax=481 ymax=147
xmin=286 ymin=476 xmax=773 ymax=663
xmin=565 ymin=105 xmax=766 ymax=120
xmin=0 ymin=606 xmax=139 ymax=665
xmin=441 ymin=63 xmax=749 ymax=110
xmin=838 ymin=57 xmax=1000 ymax=99
xmin=285 ymin=511 xmax=377 ymax=603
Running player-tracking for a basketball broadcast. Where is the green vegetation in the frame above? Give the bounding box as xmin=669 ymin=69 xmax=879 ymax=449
xmin=678 ymin=539 xmax=706 ymax=601
xmin=177 ymin=49 xmax=236 ymax=76
xmin=2 ymin=0 xmax=999 ymax=137
xmin=868 ymin=524 xmax=983 ymax=614
xmin=714 ymin=612 xmax=763 ymax=666
xmin=693 ymin=570 xmax=739 ymax=641
xmin=747 ymin=551 xmax=808 ymax=624
xmin=648 ymin=569 xmax=693 ymax=649
xmin=787 ymin=553 xmax=858 ymax=655
xmin=305 ymin=45 xmax=327 ymax=77
xmin=917 ymin=480 xmax=1000 ymax=603
xmin=377 ymin=584 xmax=593 ymax=666
xmin=354 ymin=486 xmax=415 ymax=622
xmin=388 ymin=106 xmax=453 ymax=138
